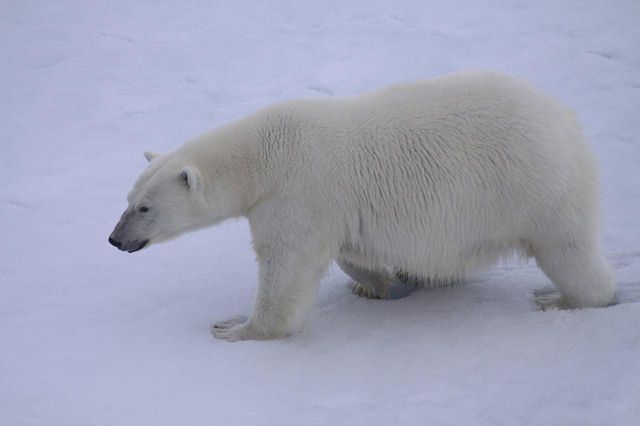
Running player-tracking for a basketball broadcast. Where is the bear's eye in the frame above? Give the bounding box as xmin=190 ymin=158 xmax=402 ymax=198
xmin=139 ymin=206 xmax=149 ymax=213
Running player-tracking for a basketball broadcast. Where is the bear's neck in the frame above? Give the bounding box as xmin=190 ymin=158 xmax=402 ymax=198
xmin=187 ymin=108 xmax=298 ymax=216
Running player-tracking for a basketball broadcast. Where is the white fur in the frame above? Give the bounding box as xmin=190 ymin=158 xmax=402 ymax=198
xmin=116 ymin=71 xmax=615 ymax=341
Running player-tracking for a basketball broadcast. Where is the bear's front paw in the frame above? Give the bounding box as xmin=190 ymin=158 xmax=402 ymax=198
xmin=211 ymin=316 xmax=254 ymax=342
xmin=211 ymin=316 xmax=293 ymax=341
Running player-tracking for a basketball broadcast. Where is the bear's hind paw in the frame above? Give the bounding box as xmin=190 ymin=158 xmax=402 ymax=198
xmin=349 ymin=281 xmax=389 ymax=300
xmin=534 ymin=287 xmax=570 ymax=311
xmin=349 ymin=280 xmax=417 ymax=300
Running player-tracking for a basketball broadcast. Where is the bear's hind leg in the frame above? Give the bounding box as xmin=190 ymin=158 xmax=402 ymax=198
xmin=533 ymin=241 xmax=616 ymax=310
xmin=336 ymin=258 xmax=418 ymax=299
xmin=394 ymin=269 xmax=460 ymax=289
xmin=336 ymin=258 xmax=394 ymax=299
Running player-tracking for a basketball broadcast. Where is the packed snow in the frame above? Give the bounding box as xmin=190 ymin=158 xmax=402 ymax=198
xmin=1 ymin=1 xmax=639 ymax=425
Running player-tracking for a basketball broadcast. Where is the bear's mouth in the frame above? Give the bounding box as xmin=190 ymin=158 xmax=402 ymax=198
xmin=127 ymin=239 xmax=149 ymax=253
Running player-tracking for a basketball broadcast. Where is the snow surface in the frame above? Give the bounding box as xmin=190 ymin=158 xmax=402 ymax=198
xmin=2 ymin=1 xmax=640 ymax=425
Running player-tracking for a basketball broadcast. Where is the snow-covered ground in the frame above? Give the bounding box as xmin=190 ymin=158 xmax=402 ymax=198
xmin=2 ymin=1 xmax=639 ymax=424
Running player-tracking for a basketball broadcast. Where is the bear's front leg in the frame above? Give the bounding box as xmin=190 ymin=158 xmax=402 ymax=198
xmin=211 ymin=241 xmax=330 ymax=342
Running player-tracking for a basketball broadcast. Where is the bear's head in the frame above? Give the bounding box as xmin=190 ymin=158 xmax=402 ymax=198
xmin=109 ymin=151 xmax=224 ymax=253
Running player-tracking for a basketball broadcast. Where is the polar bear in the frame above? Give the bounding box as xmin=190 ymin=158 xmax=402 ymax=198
xmin=109 ymin=71 xmax=615 ymax=341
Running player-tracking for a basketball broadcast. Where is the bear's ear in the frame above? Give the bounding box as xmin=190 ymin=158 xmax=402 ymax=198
xmin=180 ymin=166 xmax=201 ymax=191
xmin=144 ymin=151 xmax=161 ymax=162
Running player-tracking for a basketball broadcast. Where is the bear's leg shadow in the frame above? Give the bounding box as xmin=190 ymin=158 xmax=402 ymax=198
xmin=533 ymin=240 xmax=616 ymax=310
xmin=212 ymin=240 xmax=330 ymax=341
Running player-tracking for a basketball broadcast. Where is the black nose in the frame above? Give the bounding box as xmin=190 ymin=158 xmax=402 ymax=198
xmin=109 ymin=236 xmax=121 ymax=248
